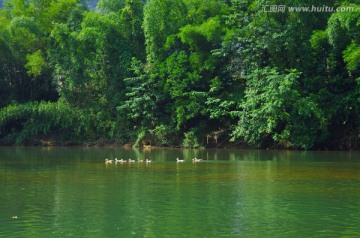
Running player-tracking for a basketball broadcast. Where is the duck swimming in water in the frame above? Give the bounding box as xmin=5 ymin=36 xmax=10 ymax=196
xmin=192 ymin=158 xmax=202 ymax=163
xmin=105 ymin=159 xmax=113 ymax=164
xmin=176 ymin=158 xmax=184 ymax=163
xmin=115 ymin=158 xmax=126 ymax=163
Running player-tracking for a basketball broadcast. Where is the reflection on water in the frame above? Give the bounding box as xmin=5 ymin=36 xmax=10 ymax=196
xmin=1 ymin=147 xmax=360 ymax=237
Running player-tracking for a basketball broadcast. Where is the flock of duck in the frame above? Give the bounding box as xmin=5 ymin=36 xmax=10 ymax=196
xmin=105 ymin=157 xmax=202 ymax=164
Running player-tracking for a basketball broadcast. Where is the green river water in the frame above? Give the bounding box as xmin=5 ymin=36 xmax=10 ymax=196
xmin=1 ymin=147 xmax=360 ymax=237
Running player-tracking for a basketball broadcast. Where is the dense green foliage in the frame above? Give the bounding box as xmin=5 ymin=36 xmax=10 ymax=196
xmin=0 ymin=0 xmax=359 ymax=149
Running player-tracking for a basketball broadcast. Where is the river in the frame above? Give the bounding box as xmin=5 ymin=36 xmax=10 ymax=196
xmin=1 ymin=147 xmax=360 ymax=237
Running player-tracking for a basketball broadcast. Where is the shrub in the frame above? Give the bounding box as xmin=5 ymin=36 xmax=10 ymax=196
xmin=0 ymin=100 xmax=94 ymax=144
xmin=182 ymin=130 xmax=200 ymax=148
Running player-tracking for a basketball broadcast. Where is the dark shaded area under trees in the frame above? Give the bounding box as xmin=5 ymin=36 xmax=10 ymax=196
xmin=0 ymin=0 xmax=359 ymax=150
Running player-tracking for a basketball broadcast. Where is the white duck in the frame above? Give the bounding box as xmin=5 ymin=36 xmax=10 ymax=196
xmin=115 ymin=158 xmax=126 ymax=163
xmin=176 ymin=158 xmax=185 ymax=163
xmin=105 ymin=159 xmax=113 ymax=164
xmin=192 ymin=157 xmax=202 ymax=163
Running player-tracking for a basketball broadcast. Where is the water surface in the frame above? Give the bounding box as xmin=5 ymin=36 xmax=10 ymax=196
xmin=1 ymin=147 xmax=360 ymax=237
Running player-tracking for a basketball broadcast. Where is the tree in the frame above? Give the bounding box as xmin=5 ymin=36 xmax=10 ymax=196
xmin=97 ymin=0 xmax=125 ymax=12
xmin=119 ymin=0 xmax=146 ymax=60
xmin=49 ymin=10 xmax=132 ymax=108
xmin=117 ymin=58 xmax=164 ymax=145
xmin=143 ymin=0 xmax=187 ymax=63
xmin=232 ymin=68 xmax=326 ymax=149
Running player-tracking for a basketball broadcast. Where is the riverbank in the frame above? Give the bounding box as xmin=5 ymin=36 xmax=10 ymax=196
xmin=0 ymin=130 xmax=356 ymax=151
xmin=0 ymin=136 xmax=253 ymax=149
xmin=1 ymin=138 xmax=348 ymax=151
